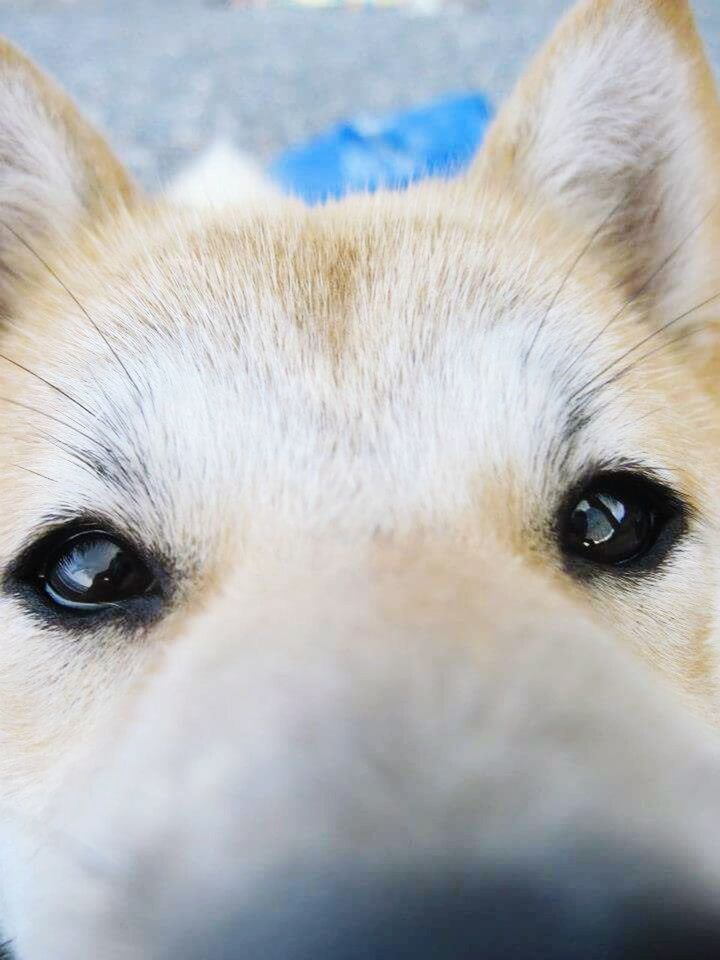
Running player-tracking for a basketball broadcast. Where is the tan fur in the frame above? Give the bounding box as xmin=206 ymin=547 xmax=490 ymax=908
xmin=2 ymin=2 xmax=720 ymax=956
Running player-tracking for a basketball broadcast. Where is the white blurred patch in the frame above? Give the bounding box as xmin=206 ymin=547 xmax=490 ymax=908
xmin=167 ymin=140 xmax=283 ymax=209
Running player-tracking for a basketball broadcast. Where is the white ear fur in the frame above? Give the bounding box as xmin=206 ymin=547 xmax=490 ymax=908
xmin=478 ymin=0 xmax=720 ymax=330
xmin=0 ymin=38 xmax=135 ymax=309
xmin=0 ymin=70 xmax=84 ymax=248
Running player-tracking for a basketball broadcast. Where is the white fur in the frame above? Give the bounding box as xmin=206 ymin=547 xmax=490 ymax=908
xmin=0 ymin=68 xmax=84 ymax=306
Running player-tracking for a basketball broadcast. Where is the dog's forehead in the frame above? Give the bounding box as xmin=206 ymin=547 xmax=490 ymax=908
xmin=0 ymin=196 xmax=701 ymax=552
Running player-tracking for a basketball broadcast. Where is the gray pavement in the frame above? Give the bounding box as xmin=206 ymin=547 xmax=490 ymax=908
xmin=1 ymin=0 xmax=719 ymax=188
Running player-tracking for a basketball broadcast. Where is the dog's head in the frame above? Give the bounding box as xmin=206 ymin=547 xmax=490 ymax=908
xmin=2 ymin=1 xmax=720 ymax=957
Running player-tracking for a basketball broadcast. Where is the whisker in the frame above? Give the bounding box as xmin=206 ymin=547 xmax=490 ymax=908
xmin=587 ymin=329 xmax=696 ymax=397
xmin=525 ymin=118 xmax=714 ymax=365
xmin=523 ymin=194 xmax=626 ymax=362
xmin=624 ymin=405 xmax=665 ymax=429
xmin=35 ymin=432 xmax=104 ymax=485
xmin=572 ymin=289 xmax=720 ymax=403
xmin=0 ymin=217 xmax=143 ymax=400
xmin=0 ymin=396 xmax=97 ymax=446
xmin=9 ymin=463 xmax=57 ymax=483
xmin=0 ymin=352 xmax=94 ymax=418
xmin=570 ymin=199 xmax=720 ymax=371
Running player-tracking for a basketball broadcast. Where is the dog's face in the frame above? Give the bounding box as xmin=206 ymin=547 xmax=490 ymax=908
xmin=3 ymin=2 xmax=720 ymax=957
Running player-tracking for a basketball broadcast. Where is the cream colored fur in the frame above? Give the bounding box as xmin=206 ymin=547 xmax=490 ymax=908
xmin=1 ymin=1 xmax=720 ymax=956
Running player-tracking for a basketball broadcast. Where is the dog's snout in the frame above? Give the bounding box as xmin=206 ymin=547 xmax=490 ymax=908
xmin=171 ymin=854 xmax=720 ymax=960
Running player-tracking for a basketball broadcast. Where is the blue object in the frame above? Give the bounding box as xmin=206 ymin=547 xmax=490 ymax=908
xmin=269 ymin=92 xmax=493 ymax=205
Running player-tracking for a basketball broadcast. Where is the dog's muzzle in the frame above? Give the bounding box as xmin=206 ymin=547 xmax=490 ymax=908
xmin=18 ymin=553 xmax=720 ymax=960
xmin=168 ymin=851 xmax=720 ymax=959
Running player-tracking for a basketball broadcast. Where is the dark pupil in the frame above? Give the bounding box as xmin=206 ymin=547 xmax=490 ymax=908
xmin=569 ymin=491 xmax=653 ymax=564
xmin=46 ymin=534 xmax=148 ymax=607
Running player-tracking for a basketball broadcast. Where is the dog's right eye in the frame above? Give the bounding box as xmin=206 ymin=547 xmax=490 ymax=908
xmin=41 ymin=530 xmax=157 ymax=611
xmin=8 ymin=525 xmax=161 ymax=622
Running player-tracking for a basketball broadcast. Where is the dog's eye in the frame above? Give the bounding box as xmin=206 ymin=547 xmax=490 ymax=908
xmin=6 ymin=524 xmax=164 ymax=626
xmin=40 ymin=531 xmax=156 ymax=610
xmin=559 ymin=472 xmax=684 ymax=570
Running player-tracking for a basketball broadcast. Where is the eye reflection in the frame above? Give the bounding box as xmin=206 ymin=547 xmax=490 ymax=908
xmin=573 ymin=493 xmax=627 ymax=547
xmin=42 ymin=530 xmax=156 ymax=611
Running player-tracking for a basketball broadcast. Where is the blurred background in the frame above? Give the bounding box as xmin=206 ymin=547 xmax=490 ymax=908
xmin=2 ymin=0 xmax=720 ymax=192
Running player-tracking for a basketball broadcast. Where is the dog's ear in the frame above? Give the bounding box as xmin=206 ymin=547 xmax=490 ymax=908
xmin=0 ymin=37 xmax=136 ymax=309
xmin=474 ymin=0 xmax=720 ymax=347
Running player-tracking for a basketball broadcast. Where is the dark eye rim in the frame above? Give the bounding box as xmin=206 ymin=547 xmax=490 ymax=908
xmin=557 ymin=468 xmax=691 ymax=577
xmin=4 ymin=517 xmax=167 ymax=628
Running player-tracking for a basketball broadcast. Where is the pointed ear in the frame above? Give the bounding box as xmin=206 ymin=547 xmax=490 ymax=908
xmin=0 ymin=37 xmax=136 ymax=309
xmin=474 ymin=0 xmax=720 ymax=336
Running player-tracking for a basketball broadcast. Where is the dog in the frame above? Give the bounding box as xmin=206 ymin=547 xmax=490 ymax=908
xmin=2 ymin=0 xmax=720 ymax=956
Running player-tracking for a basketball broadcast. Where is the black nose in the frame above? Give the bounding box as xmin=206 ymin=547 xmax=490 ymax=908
xmin=175 ymin=852 xmax=720 ymax=959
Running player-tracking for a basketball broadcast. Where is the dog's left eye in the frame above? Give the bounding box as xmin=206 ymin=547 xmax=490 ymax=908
xmin=559 ymin=472 xmax=685 ymax=571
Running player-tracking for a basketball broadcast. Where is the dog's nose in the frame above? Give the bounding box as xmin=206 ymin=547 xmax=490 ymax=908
xmin=173 ymin=854 xmax=720 ymax=959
